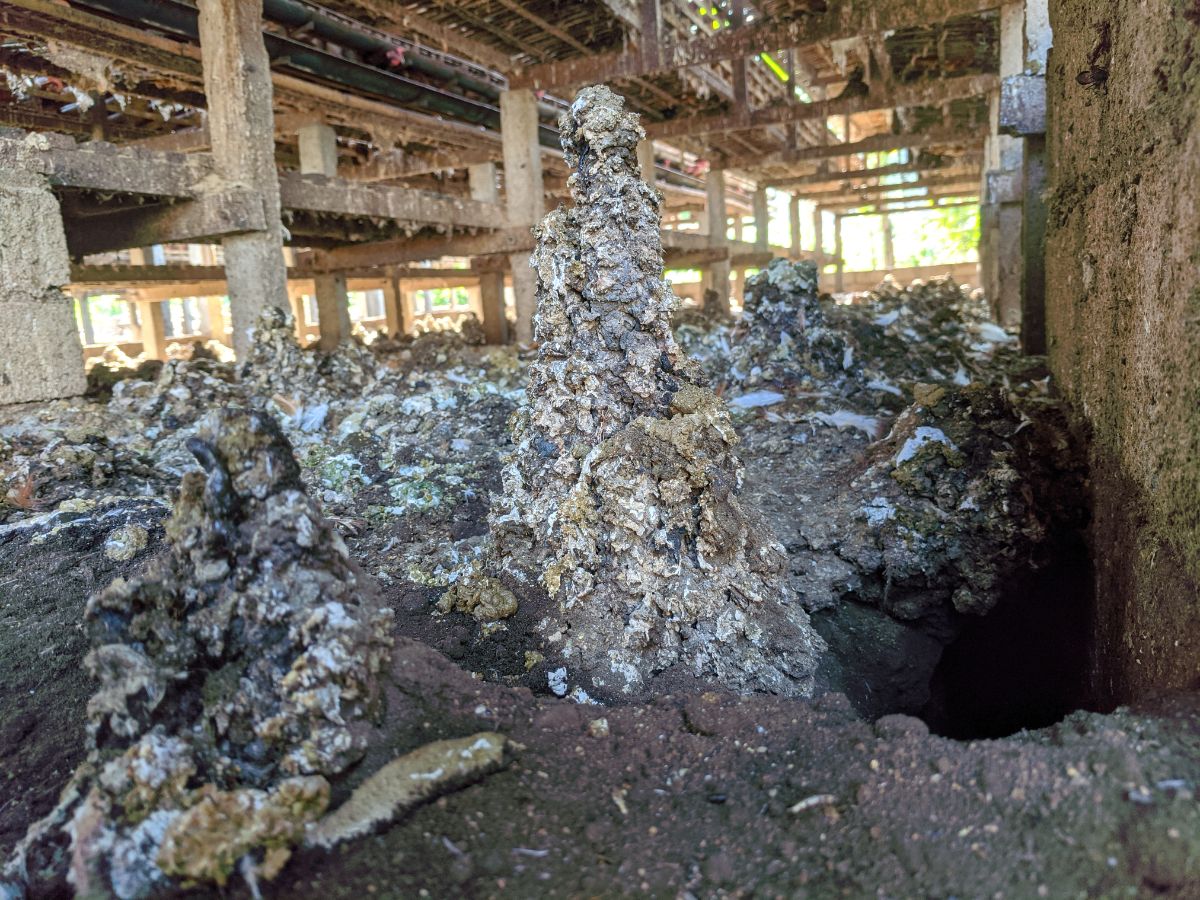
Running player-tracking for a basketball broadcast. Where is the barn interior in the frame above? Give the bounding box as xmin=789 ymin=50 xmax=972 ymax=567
xmin=1 ymin=1 xmax=1198 ymax=897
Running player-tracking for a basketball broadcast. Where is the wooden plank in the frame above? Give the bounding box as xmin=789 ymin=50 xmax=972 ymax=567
xmin=278 ymin=171 xmax=507 ymax=229
xmin=645 ymin=74 xmax=997 ymax=140
xmin=768 ymin=157 xmax=983 ymax=188
xmin=507 ymin=0 xmax=999 ymax=91
xmin=723 ymin=125 xmax=988 ymax=171
xmin=64 ymin=192 xmax=267 ymax=256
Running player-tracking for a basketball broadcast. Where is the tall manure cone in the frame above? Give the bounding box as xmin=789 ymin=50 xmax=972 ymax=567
xmin=488 ymin=85 xmax=824 ymax=697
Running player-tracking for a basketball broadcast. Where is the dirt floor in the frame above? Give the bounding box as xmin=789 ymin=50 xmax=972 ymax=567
xmin=3 ymin=281 xmax=1200 ymax=898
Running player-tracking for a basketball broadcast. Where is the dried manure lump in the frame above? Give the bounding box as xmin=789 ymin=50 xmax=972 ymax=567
xmin=485 ymin=85 xmax=823 ymax=698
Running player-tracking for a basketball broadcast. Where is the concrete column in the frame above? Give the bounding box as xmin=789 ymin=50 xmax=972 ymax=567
xmin=789 ymin=194 xmax=802 ymax=259
xmin=296 ymin=119 xmax=350 ymax=349
xmin=706 ymin=168 xmax=731 ymax=316
xmin=752 ymin=187 xmax=770 ymax=251
xmin=812 ymin=206 xmax=824 ymax=257
xmin=636 ymin=139 xmax=656 ymax=189
xmin=500 ymin=89 xmax=544 ymax=342
xmin=297 ymin=121 xmax=338 ymax=176
xmin=478 ymin=270 xmax=507 ymax=344
xmin=197 ymin=0 xmax=290 ymax=361
xmin=135 ymin=299 xmax=167 ymax=361
xmin=77 ymin=295 xmax=96 ymax=346
xmin=469 ymin=162 xmax=509 ymax=344
xmin=314 ymin=274 xmax=351 ymax=351
xmin=981 ymin=1 xmax=1027 ymax=326
xmin=881 ymin=214 xmax=895 ymax=271
xmin=0 ymin=149 xmax=86 ymax=404
xmin=205 ymin=296 xmax=227 ymax=343
xmin=382 ymin=271 xmax=413 ymax=338
xmin=833 ymin=214 xmax=845 ymax=293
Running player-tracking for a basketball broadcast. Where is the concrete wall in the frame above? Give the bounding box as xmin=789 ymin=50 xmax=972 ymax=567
xmin=1044 ymin=0 xmax=1200 ymax=705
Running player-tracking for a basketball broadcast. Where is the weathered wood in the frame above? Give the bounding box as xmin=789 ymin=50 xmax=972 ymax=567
xmin=508 ymin=0 xmax=999 ymax=91
xmin=768 ymin=157 xmax=983 ymax=188
xmin=796 ymin=175 xmax=982 ymax=203
xmin=0 ymin=133 xmax=211 ymax=198
xmin=314 ymin=227 xmax=536 ymax=271
xmin=64 ymin=192 xmax=267 ymax=256
xmin=724 ymin=125 xmax=988 ymax=171
xmin=277 ymin=172 xmax=508 ymax=229
xmin=197 ymin=0 xmax=289 ymax=361
xmin=646 ymin=74 xmax=998 ymax=140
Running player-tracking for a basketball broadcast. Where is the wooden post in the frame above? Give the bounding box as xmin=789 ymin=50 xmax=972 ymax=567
xmin=135 ymin=298 xmax=167 ymax=360
xmin=77 ymin=294 xmax=96 ymax=346
xmin=469 ymin=162 xmax=510 ymax=344
xmin=812 ymin=206 xmax=825 ymax=257
xmin=789 ymin=194 xmax=802 ymax=259
xmin=382 ymin=270 xmax=413 ymax=338
xmin=297 ymin=121 xmax=339 ymax=176
xmin=637 ymin=139 xmax=657 ymax=189
xmin=196 ymin=0 xmax=289 ymax=361
xmin=706 ymin=167 xmax=730 ymax=315
xmin=500 ymin=89 xmax=544 ymax=343
xmin=833 ymin=214 xmax=845 ymax=293
xmin=753 ymin=187 xmax=770 ymax=251
xmin=205 ymin=296 xmax=227 ymax=344
xmin=296 ymin=119 xmax=350 ymax=349
xmin=881 ymin=214 xmax=895 ymax=271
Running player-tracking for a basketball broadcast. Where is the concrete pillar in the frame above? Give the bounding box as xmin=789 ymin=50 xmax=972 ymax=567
xmin=636 ymin=139 xmax=656 ymax=189
xmin=812 ymin=206 xmax=824 ymax=257
xmin=77 ymin=295 xmax=96 ymax=346
xmin=468 ymin=162 xmax=509 ymax=344
xmin=296 ymin=119 xmax=350 ymax=349
xmin=0 ymin=149 xmax=86 ymax=404
xmin=706 ymin=168 xmax=731 ymax=316
xmin=752 ymin=187 xmax=770 ymax=251
xmin=205 ymin=296 xmax=227 ymax=343
xmin=881 ymin=214 xmax=895 ymax=271
xmin=1021 ymin=135 xmax=1047 ymax=354
xmin=478 ymin=271 xmax=507 ymax=344
xmin=135 ymin=299 xmax=167 ymax=361
xmin=197 ymin=0 xmax=290 ymax=361
xmin=789 ymin=194 xmax=802 ymax=259
xmin=314 ymin=274 xmax=351 ymax=351
xmin=833 ymin=214 xmax=845 ymax=293
xmin=981 ymin=1 xmax=1027 ymax=326
xmin=500 ymin=89 xmax=544 ymax=342
xmin=297 ymin=121 xmax=338 ymax=176
xmin=382 ymin=271 xmax=413 ymax=338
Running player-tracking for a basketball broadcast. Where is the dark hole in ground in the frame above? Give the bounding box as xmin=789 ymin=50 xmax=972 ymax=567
xmin=923 ymin=532 xmax=1096 ymax=739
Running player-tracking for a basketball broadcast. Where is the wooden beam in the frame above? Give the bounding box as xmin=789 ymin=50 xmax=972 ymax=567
xmin=64 ymin=192 xmax=267 ymax=256
xmin=769 ymin=157 xmax=983 ymax=188
xmin=724 ymin=125 xmax=988 ymax=171
xmin=0 ymin=131 xmax=211 ymax=197
xmin=829 ymin=198 xmax=979 ymax=216
xmin=277 ymin=172 xmax=507 ymax=228
xmin=796 ymin=175 xmax=982 ymax=203
xmin=313 ymin=227 xmax=536 ymax=271
xmin=348 ymin=0 xmax=514 ymax=71
xmin=127 ymin=128 xmax=212 ymax=154
xmin=507 ymin=0 xmax=1000 ymax=91
xmin=645 ymin=74 xmax=997 ymax=140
